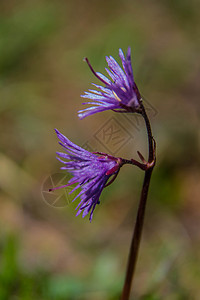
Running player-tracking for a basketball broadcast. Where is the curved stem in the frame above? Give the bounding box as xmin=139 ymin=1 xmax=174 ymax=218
xmin=121 ymin=104 xmax=156 ymax=300
xmin=141 ymin=104 xmax=154 ymax=163
xmin=122 ymin=158 xmax=147 ymax=171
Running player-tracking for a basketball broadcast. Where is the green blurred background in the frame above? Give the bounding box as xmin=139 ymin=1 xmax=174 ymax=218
xmin=0 ymin=0 xmax=199 ymax=299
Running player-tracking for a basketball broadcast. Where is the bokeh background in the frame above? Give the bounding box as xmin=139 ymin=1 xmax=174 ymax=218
xmin=0 ymin=0 xmax=200 ymax=299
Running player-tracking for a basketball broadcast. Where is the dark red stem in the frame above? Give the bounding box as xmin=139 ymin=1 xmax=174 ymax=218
xmin=120 ymin=103 xmax=156 ymax=300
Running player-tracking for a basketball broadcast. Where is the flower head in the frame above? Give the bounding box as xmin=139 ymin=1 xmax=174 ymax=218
xmin=78 ymin=47 xmax=141 ymax=119
xmin=52 ymin=129 xmax=122 ymax=222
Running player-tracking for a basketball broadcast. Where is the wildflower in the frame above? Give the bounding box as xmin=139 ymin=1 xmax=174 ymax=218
xmin=51 ymin=129 xmax=122 ymax=222
xmin=78 ymin=47 xmax=142 ymax=119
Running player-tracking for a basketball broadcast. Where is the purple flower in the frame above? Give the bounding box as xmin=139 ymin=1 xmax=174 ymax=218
xmin=78 ymin=47 xmax=141 ymax=119
xmin=51 ymin=129 xmax=122 ymax=222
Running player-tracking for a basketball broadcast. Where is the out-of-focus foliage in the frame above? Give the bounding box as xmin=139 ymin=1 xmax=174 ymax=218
xmin=0 ymin=0 xmax=199 ymax=299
